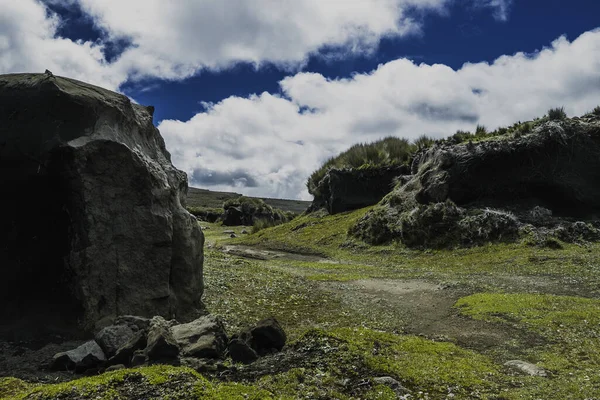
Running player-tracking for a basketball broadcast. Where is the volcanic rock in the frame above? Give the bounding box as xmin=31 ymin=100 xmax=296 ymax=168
xmin=0 ymin=73 xmax=204 ymax=337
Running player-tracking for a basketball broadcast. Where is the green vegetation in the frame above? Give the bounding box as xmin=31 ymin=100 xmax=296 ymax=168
xmin=592 ymin=105 xmax=600 ymax=116
xmin=456 ymin=293 xmax=600 ymax=398
xmin=6 ymin=207 xmax=600 ymax=398
xmin=306 ymin=136 xmax=434 ymax=196
xmin=547 ymin=106 xmax=567 ymax=120
xmin=223 ymin=196 xmax=295 ymax=226
xmin=186 ymin=187 xmax=310 ymax=215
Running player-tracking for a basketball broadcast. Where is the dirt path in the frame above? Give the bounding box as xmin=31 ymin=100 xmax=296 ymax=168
xmin=222 ymin=245 xmax=545 ymax=355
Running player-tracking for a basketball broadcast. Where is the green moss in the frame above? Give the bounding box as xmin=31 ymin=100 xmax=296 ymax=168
xmin=328 ymin=328 xmax=498 ymax=396
xmin=0 ymin=378 xmax=33 ymax=399
xmin=456 ymin=293 xmax=600 ymax=398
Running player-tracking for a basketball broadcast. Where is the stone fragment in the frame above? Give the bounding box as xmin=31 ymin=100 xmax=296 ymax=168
xmin=95 ymin=325 xmax=135 ymax=358
xmin=51 ymin=341 xmax=106 ymax=372
xmin=504 ymin=360 xmax=547 ymax=377
xmin=171 ymin=315 xmax=228 ymax=359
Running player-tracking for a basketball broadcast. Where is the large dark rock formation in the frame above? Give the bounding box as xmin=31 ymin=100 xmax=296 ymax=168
xmin=309 ymin=165 xmax=408 ymax=214
xmin=352 ymin=115 xmax=600 ymax=247
xmin=0 ymin=73 xmax=204 ymax=338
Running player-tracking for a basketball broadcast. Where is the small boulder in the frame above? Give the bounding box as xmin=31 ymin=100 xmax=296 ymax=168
xmin=241 ymin=230 xmax=248 ymax=234
xmin=230 ymin=233 xmax=237 ymax=238
xmin=372 ymin=376 xmax=411 ymax=394
xmin=95 ymin=324 xmax=136 ymax=358
xmin=247 ymin=317 xmax=286 ymax=355
xmin=223 ymin=230 xmax=235 ymax=235
xmin=228 ymin=338 xmax=258 ymax=364
xmin=171 ymin=315 xmax=228 ymax=359
xmin=228 ymin=317 xmax=286 ymax=364
xmin=145 ymin=317 xmax=180 ymax=362
xmin=51 ymin=341 xmax=106 ymax=372
xmin=504 ymin=360 xmax=547 ymax=377
xmin=107 ymin=330 xmax=148 ymax=366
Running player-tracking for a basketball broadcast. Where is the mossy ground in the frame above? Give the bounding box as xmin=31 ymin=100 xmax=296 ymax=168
xmin=4 ymin=210 xmax=600 ymax=399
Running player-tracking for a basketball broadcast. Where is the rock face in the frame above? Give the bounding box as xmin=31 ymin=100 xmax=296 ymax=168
xmin=352 ymin=115 xmax=600 ymax=247
xmin=0 ymin=73 xmax=204 ymax=337
xmin=309 ymin=166 xmax=408 ymax=214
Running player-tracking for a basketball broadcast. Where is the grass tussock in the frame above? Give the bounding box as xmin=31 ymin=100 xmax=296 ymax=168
xmin=306 ymin=136 xmax=434 ymax=196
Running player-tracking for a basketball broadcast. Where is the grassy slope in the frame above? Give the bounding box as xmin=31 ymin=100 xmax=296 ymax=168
xmin=5 ymin=209 xmax=600 ymax=399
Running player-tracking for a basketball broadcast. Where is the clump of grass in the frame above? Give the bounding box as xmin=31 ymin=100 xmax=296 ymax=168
xmin=306 ymin=136 xmax=435 ymax=197
xmin=592 ymin=105 xmax=600 ymax=116
xmin=547 ymin=106 xmax=567 ymax=120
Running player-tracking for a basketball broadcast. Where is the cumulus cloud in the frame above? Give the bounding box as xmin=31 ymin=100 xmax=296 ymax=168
xmin=2 ymin=0 xmax=517 ymax=86
xmin=0 ymin=0 xmax=124 ymax=89
xmin=159 ymin=29 xmax=600 ymax=200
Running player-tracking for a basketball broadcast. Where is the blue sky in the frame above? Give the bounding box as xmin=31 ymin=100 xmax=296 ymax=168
xmin=2 ymin=0 xmax=600 ymax=199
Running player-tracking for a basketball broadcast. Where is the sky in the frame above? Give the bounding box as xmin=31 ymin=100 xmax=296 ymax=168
xmin=2 ymin=1 xmax=600 ymax=200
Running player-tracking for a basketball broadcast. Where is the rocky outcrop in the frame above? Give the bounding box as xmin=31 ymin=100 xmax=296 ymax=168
xmin=0 ymin=73 xmax=204 ymax=337
xmin=352 ymin=114 xmax=600 ymax=247
xmin=309 ymin=165 xmax=408 ymax=214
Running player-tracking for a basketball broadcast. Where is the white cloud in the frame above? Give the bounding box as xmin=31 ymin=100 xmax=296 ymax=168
xmin=2 ymin=0 xmax=515 ymax=85
xmin=0 ymin=0 xmax=124 ymax=90
xmin=159 ymin=29 xmax=600 ymax=200
xmin=477 ymin=0 xmax=514 ymax=21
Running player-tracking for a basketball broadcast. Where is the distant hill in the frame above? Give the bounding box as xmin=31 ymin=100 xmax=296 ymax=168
xmin=186 ymin=187 xmax=311 ymax=215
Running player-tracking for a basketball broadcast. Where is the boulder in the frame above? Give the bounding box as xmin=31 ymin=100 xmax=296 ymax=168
xmin=51 ymin=340 xmax=106 ymax=372
xmin=171 ymin=315 xmax=228 ymax=359
xmin=0 ymin=73 xmax=204 ymax=337
xmin=95 ymin=325 xmax=136 ymax=358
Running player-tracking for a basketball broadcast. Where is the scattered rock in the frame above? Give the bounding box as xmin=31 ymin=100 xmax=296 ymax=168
xmin=241 ymin=229 xmax=248 ymax=234
xmin=51 ymin=341 xmax=106 ymax=372
xmin=247 ymin=317 xmax=287 ymax=355
xmin=114 ymin=316 xmax=151 ymax=332
xmin=228 ymin=338 xmax=259 ymax=364
xmin=228 ymin=317 xmax=286 ymax=364
xmin=223 ymin=230 xmax=236 ymax=235
xmin=145 ymin=317 xmax=180 ymax=363
xmin=504 ymin=360 xmax=547 ymax=377
xmin=230 ymin=233 xmax=237 ymax=238
xmin=171 ymin=315 xmax=228 ymax=359
xmin=372 ymin=376 xmax=411 ymax=394
xmin=95 ymin=325 xmax=136 ymax=358
xmin=105 ymin=364 xmax=126 ymax=372
xmin=107 ymin=330 xmax=148 ymax=366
